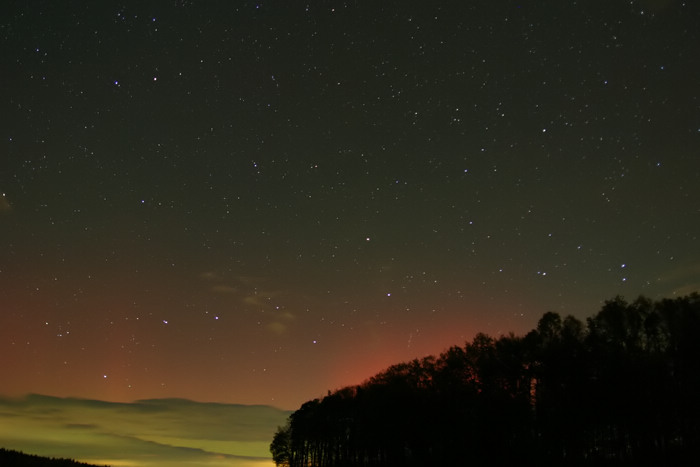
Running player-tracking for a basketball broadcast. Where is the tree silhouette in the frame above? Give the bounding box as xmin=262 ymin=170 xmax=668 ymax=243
xmin=0 ymin=449 xmax=108 ymax=467
xmin=273 ymin=294 xmax=700 ymax=466
xmin=270 ymin=423 xmax=291 ymax=467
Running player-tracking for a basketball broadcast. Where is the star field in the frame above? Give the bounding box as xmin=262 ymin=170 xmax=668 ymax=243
xmin=1 ymin=0 xmax=699 ymax=409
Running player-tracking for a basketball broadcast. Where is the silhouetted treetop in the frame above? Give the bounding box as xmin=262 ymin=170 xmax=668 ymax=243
xmin=272 ymin=293 xmax=700 ymax=466
xmin=0 ymin=448 xmax=109 ymax=467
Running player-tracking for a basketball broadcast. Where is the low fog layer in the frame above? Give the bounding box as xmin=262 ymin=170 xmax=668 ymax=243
xmin=0 ymin=394 xmax=291 ymax=467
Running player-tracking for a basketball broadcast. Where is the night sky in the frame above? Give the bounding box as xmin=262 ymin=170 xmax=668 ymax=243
xmin=2 ymin=0 xmax=699 ymax=410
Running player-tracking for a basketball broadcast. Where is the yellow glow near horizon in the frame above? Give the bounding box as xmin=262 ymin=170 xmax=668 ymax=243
xmin=0 ymin=396 xmax=288 ymax=467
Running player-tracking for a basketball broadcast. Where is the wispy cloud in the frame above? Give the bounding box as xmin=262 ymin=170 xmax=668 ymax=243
xmin=198 ymin=271 xmax=299 ymax=336
xmin=0 ymin=395 xmax=290 ymax=467
xmin=658 ymin=261 xmax=700 ymax=297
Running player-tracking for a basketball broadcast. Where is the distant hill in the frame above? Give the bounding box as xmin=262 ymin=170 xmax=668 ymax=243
xmin=0 ymin=448 xmax=108 ymax=467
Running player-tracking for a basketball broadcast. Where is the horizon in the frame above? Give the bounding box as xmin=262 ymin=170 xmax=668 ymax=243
xmin=3 ymin=292 xmax=698 ymax=466
xmin=2 ymin=1 xmax=699 ymax=464
xmin=0 ymin=291 xmax=666 ymax=408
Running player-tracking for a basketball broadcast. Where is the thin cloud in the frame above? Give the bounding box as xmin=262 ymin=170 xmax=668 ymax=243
xmin=658 ymin=261 xmax=700 ymax=297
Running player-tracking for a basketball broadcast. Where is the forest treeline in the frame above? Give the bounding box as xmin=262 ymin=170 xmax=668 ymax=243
xmin=0 ymin=448 xmax=108 ymax=467
xmin=271 ymin=294 xmax=700 ymax=466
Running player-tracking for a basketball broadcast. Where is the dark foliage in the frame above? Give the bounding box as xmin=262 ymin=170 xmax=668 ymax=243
xmin=0 ymin=448 xmax=108 ymax=467
xmin=271 ymin=294 xmax=700 ymax=466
